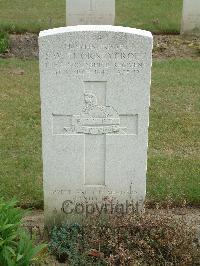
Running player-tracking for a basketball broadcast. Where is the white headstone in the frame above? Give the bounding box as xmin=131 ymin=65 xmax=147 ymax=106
xmin=67 ymin=0 xmax=115 ymax=25
xmin=39 ymin=25 xmax=153 ymax=225
xmin=181 ymin=0 xmax=200 ymax=34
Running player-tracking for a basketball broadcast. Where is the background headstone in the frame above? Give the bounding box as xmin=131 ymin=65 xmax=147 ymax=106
xmin=67 ymin=0 xmax=115 ymax=25
xmin=39 ymin=25 xmax=153 ymax=225
xmin=181 ymin=0 xmax=200 ymax=35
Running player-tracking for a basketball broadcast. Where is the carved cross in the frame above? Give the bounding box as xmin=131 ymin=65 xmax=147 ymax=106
xmin=89 ymin=0 xmax=95 ymax=11
xmin=53 ymin=81 xmax=138 ymax=186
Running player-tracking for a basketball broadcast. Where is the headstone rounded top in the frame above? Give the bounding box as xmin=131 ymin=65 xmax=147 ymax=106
xmin=39 ymin=25 xmax=153 ymax=39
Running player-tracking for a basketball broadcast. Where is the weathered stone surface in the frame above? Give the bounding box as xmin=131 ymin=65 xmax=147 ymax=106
xmin=67 ymin=0 xmax=115 ymax=25
xmin=181 ymin=0 xmax=200 ymax=35
xmin=39 ymin=25 xmax=153 ymax=224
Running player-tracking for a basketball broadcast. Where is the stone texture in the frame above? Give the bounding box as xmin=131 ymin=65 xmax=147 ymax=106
xmin=39 ymin=25 xmax=153 ymax=225
xmin=67 ymin=0 xmax=115 ymax=25
xmin=181 ymin=0 xmax=200 ymax=35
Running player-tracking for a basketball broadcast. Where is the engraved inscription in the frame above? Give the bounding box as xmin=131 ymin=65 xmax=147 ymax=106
xmin=41 ymin=41 xmax=145 ymax=76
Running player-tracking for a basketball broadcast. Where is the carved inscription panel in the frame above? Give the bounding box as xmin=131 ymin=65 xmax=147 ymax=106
xmin=45 ymin=48 xmax=144 ymax=76
xmin=40 ymin=31 xmax=147 ymax=77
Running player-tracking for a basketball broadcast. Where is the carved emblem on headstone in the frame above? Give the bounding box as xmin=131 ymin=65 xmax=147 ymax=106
xmin=64 ymin=93 xmax=126 ymax=135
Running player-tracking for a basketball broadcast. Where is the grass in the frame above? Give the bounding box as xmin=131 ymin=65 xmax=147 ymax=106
xmin=0 ymin=58 xmax=199 ymax=207
xmin=0 ymin=0 xmax=65 ymax=33
xmin=0 ymin=32 xmax=9 ymax=53
xmin=0 ymin=59 xmax=42 ymax=208
xmin=0 ymin=0 xmax=182 ymax=34
xmin=116 ymin=0 xmax=182 ymax=34
xmin=148 ymin=59 xmax=200 ymax=205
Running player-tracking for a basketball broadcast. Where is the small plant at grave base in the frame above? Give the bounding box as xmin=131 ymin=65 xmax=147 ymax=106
xmin=48 ymin=223 xmax=94 ymax=264
xmin=85 ymin=213 xmax=199 ymax=265
xmin=0 ymin=197 xmax=46 ymax=265
xmin=0 ymin=32 xmax=9 ymax=53
xmin=49 ymin=213 xmax=199 ymax=265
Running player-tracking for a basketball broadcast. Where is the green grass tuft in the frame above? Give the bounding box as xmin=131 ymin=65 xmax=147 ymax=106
xmin=0 ymin=32 xmax=9 ymax=53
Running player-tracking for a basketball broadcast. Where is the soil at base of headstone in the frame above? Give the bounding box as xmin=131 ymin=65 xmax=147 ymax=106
xmin=23 ymin=207 xmax=200 ymax=232
xmin=0 ymin=33 xmax=200 ymax=59
xmin=23 ymin=207 xmax=200 ymax=265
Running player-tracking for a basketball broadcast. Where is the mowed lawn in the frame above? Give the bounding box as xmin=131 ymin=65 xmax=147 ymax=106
xmin=0 ymin=58 xmax=199 ymax=207
xmin=0 ymin=0 xmax=182 ymax=33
